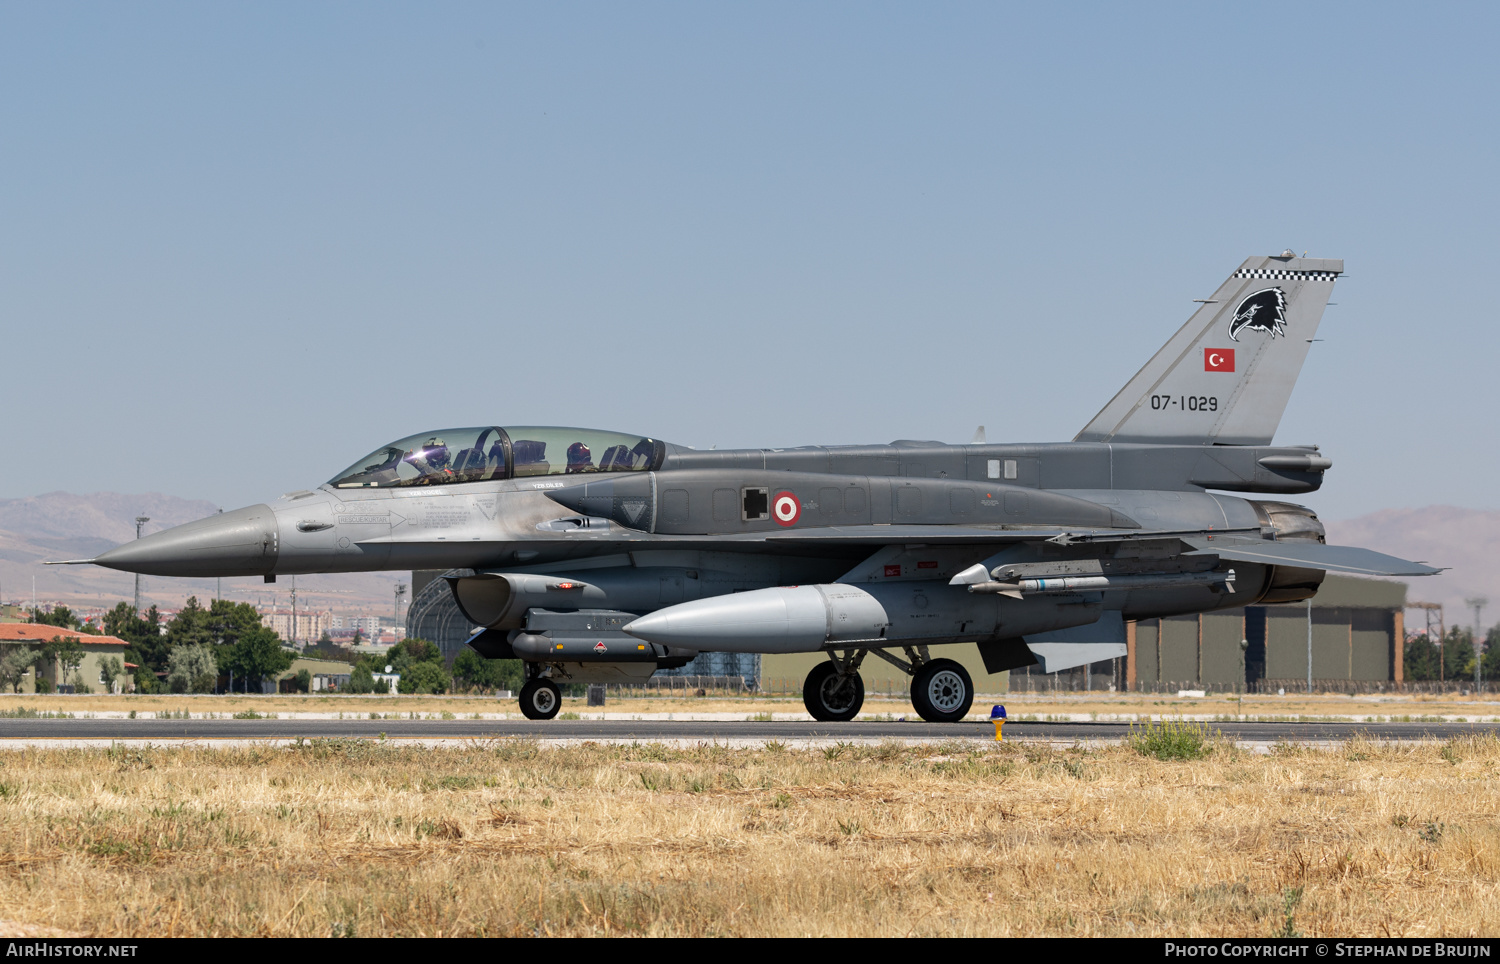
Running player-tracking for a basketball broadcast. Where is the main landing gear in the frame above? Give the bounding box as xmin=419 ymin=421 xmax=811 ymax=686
xmin=802 ymin=647 xmax=975 ymax=724
xmin=519 ymin=678 xmax=561 ymax=720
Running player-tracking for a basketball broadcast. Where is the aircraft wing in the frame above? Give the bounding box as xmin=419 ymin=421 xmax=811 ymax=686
xmin=763 ymin=524 xmax=1259 ymax=546
xmin=1183 ymin=538 xmax=1441 ymax=577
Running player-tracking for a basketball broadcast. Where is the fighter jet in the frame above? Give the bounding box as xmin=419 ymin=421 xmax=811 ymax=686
xmin=61 ymin=253 xmax=1437 ymax=721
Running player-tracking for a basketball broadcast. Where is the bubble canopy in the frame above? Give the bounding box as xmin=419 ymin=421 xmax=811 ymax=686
xmin=328 ymin=427 xmax=664 ymax=489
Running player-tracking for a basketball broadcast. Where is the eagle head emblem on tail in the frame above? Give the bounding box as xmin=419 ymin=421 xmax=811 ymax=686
xmin=1228 ymin=287 xmax=1288 ymax=342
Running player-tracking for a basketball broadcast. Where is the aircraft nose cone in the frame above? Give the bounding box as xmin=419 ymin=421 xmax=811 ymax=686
xmin=93 ymin=504 xmax=279 ymax=577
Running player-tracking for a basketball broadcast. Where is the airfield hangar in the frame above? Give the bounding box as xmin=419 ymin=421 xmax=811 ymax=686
xmin=408 ymin=570 xmax=1407 ymax=694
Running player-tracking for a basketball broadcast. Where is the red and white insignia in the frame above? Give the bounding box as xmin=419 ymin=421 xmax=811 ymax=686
xmin=772 ymin=491 xmax=801 ymax=527
xmin=1204 ymin=348 xmax=1235 ymax=372
xmin=593 ymin=641 xmax=607 ymax=654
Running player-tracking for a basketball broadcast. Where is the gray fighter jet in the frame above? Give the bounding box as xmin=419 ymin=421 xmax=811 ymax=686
xmin=62 ymin=253 xmax=1437 ymax=721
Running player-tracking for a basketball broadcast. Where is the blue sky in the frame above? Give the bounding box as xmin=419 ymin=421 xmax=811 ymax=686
xmin=2 ymin=2 xmax=1496 ymax=518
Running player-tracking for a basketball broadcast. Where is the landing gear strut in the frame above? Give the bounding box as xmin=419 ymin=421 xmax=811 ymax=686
xmin=519 ymin=678 xmax=561 ymax=720
xmin=910 ymin=658 xmax=974 ymax=723
xmin=865 ymin=646 xmax=976 ymax=723
xmin=803 ymin=652 xmax=865 ymax=722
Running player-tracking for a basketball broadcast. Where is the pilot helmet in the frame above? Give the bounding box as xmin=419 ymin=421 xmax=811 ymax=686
xmin=567 ymin=442 xmax=591 ymax=465
xmin=421 ymin=437 xmax=450 ymax=468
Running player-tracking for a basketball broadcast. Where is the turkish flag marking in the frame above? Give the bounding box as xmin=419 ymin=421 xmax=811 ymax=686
xmin=1205 ymin=348 xmax=1235 ymax=372
xmin=884 ymin=564 xmax=902 ymax=578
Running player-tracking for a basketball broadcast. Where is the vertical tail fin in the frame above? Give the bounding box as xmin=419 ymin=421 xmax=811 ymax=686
xmin=1075 ymin=254 xmax=1342 ymax=445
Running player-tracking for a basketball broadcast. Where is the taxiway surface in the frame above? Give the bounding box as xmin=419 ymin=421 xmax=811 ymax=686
xmin=0 ymin=718 xmax=1495 ymax=745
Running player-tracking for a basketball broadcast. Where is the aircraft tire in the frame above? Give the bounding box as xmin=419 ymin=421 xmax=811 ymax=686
xmin=911 ymin=658 xmax=973 ymax=723
xmin=519 ymin=679 xmax=562 ymax=721
xmin=802 ymin=661 xmax=864 ymax=722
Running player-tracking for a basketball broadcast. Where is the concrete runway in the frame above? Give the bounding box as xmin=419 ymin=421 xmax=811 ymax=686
xmin=0 ymin=718 xmax=1496 ymax=746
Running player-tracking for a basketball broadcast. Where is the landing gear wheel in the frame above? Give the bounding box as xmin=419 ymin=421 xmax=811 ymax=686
xmin=518 ymin=679 xmax=561 ymax=720
xmin=911 ymin=658 xmax=973 ymax=723
xmin=802 ymin=661 xmax=865 ymax=722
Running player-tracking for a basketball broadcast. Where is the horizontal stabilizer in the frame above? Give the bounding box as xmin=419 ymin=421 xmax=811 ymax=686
xmin=1027 ymin=643 xmax=1128 ymax=674
xmin=1184 ymin=538 xmax=1440 ymax=577
xmin=1024 ymin=612 xmax=1127 ymax=673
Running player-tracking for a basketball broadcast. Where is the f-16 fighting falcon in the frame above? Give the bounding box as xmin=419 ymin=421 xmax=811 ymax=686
xmin=61 ymin=253 xmax=1437 ymax=721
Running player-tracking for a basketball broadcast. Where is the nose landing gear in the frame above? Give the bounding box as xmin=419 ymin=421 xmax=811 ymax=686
xmin=802 ymin=654 xmax=866 ymax=722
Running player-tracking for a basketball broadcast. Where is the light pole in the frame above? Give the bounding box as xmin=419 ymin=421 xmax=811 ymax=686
xmin=1466 ymin=597 xmax=1488 ymax=689
xmin=133 ymin=517 xmax=150 ymax=613
xmin=394 ymin=582 xmax=407 ymax=626
xmin=1306 ymin=597 xmax=1313 ymax=694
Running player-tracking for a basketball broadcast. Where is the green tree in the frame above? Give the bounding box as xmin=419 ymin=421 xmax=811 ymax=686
xmin=106 ymin=605 xmax=171 ymax=674
xmin=294 ymin=669 xmax=311 ymax=693
xmin=165 ymin=597 xmax=215 ymax=650
xmin=1443 ymin=627 xmax=1476 ymax=681
xmin=1405 ymin=633 xmax=1440 ymax=682
xmin=206 ymin=599 xmax=266 ymax=646
xmin=131 ymin=661 xmax=161 ymax=694
xmin=1482 ymin=626 xmax=1500 ymax=683
xmin=104 ymin=602 xmax=154 ymax=645
xmin=218 ymin=626 xmax=293 ymax=691
xmin=27 ymin=606 xmax=79 ymax=629
xmin=99 ymin=656 xmax=123 ymax=693
xmin=167 ymin=644 xmax=217 ymax=694
xmin=351 ymin=627 xmax=364 ymax=645
xmin=0 ymin=646 xmax=39 ymax=693
xmin=387 ymin=638 xmax=443 ymax=673
xmin=347 ymin=664 xmax=376 ymax=694
xmin=452 ymin=649 xmax=523 ymax=693
xmin=40 ymin=636 xmax=84 ymax=687
xmin=398 ymin=661 xmax=451 ymax=695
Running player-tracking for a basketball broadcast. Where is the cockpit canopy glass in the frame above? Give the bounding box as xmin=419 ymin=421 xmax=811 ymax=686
xmin=328 ymin=426 xmax=660 ymax=489
xmin=505 ymin=427 xmax=659 ymax=477
xmin=329 ymin=427 xmax=508 ymax=488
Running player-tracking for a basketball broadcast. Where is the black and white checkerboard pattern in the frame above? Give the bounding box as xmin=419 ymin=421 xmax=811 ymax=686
xmin=1233 ymin=268 xmax=1340 ymax=282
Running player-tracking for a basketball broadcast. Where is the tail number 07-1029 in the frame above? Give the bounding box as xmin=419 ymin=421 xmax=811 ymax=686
xmin=1150 ymin=395 xmax=1218 ymax=412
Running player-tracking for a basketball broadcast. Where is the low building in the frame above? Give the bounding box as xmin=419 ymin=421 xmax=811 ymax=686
xmin=1012 ymin=574 xmax=1407 ymax=692
xmin=0 ymin=624 xmax=136 ymax=694
xmin=276 ymin=657 xmax=359 ymax=693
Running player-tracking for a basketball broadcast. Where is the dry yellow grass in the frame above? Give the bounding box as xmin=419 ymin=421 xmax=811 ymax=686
xmin=0 ymin=735 xmax=1498 ymax=936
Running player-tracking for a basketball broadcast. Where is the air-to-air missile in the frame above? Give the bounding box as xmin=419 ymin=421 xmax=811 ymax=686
xmin=57 ymin=254 xmax=1438 ymax=723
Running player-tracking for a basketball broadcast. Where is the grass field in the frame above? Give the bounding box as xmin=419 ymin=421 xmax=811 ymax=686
xmin=0 ymin=732 xmax=1497 ymax=936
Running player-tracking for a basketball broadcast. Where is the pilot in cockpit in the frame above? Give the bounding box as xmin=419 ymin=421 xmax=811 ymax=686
xmin=566 ymin=442 xmax=596 ymax=474
xmin=405 ymin=437 xmax=454 ymax=483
